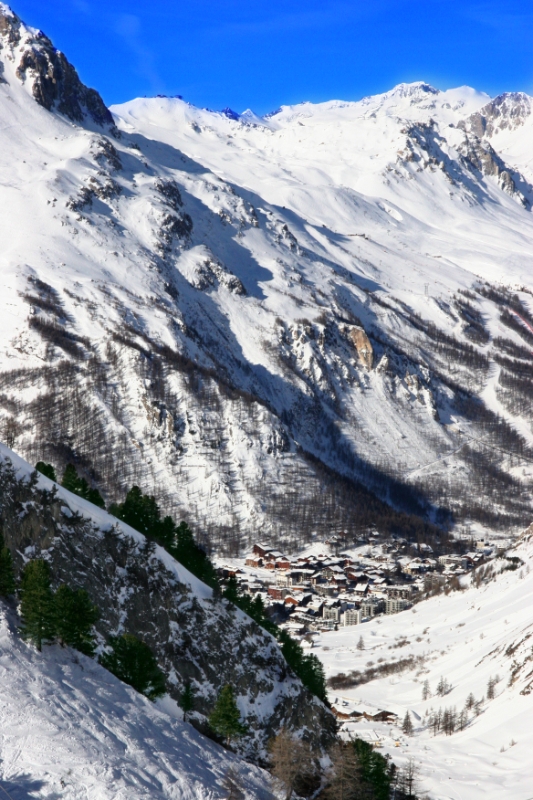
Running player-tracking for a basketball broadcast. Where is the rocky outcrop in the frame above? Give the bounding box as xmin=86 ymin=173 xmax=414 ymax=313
xmin=0 ymin=451 xmax=336 ymax=762
xmin=0 ymin=5 xmax=114 ymax=128
xmin=463 ymin=92 xmax=533 ymax=139
xmin=349 ymin=326 xmax=374 ymax=370
xmin=458 ymin=133 xmax=528 ymax=205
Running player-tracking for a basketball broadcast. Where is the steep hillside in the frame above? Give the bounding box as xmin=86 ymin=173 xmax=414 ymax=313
xmin=0 ymin=444 xmax=335 ymax=761
xmin=314 ymin=534 xmax=533 ymax=799
xmin=0 ymin=4 xmax=532 ymax=548
xmin=0 ymin=603 xmax=272 ymax=800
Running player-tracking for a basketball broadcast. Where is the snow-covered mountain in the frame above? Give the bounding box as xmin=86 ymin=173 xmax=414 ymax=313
xmin=0 ymin=4 xmax=532 ymax=549
xmin=314 ymin=532 xmax=533 ymax=799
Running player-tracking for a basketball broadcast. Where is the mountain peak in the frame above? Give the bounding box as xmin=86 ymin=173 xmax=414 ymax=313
xmin=0 ymin=4 xmax=114 ymax=129
xmin=464 ymin=91 xmax=533 ymax=139
xmin=389 ymin=81 xmax=440 ymax=98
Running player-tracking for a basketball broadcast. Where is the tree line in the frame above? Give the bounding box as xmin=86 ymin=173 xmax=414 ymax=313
xmin=35 ymin=460 xmax=327 ymax=702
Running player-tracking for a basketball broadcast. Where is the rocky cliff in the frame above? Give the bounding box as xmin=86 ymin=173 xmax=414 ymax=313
xmin=0 ymin=445 xmax=336 ymax=763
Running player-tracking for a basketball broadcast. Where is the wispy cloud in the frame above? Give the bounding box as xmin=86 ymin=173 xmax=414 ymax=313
xmin=461 ymin=3 xmax=533 ymax=36
xmin=204 ymin=2 xmax=396 ymax=38
xmin=71 ymin=0 xmax=91 ymax=15
xmin=114 ymin=13 xmax=165 ymax=94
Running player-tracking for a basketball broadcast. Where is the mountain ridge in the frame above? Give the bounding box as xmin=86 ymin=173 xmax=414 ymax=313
xmin=0 ymin=3 xmax=532 ymax=550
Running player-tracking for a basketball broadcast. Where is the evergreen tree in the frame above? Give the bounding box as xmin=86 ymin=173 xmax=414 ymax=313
xmin=35 ymin=462 xmax=57 ymax=481
xmin=61 ymin=464 xmax=105 ymax=508
xmin=356 ymin=636 xmax=365 ymax=651
xmin=0 ymin=532 xmax=15 ymax=598
xmin=54 ymin=585 xmax=99 ymax=655
xmin=402 ymin=711 xmax=414 ymax=736
xmin=110 ymin=487 xmax=219 ymax=587
xmin=351 ymin=738 xmax=394 ymax=800
xmin=422 ymin=679 xmax=431 ymax=700
xmin=179 ymin=680 xmax=194 ymax=722
xmin=208 ymin=684 xmax=247 ymax=746
xmin=19 ymin=559 xmax=56 ymax=651
xmin=172 ymin=520 xmax=218 ymax=587
xmin=99 ymin=634 xmax=166 ymax=700
xmin=109 ymin=486 xmax=163 ymax=538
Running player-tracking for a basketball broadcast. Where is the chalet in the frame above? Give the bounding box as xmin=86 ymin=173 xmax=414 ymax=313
xmin=253 ymin=543 xmax=271 ymax=558
xmin=245 ymin=556 xmax=263 ymax=568
xmin=268 ymin=587 xmax=286 ymax=601
xmin=284 ymin=596 xmax=299 ymax=607
xmin=321 ymin=565 xmax=345 ymax=580
xmin=263 ymin=549 xmax=284 ymax=563
xmin=275 ymin=558 xmax=291 ymax=570
xmin=366 ymin=710 xmax=398 ymax=723
xmin=219 ymin=566 xmax=242 ymax=578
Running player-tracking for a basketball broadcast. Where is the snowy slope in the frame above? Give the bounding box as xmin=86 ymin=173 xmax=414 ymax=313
xmin=0 ymin=443 xmax=336 ymax=760
xmin=0 ymin=4 xmax=532 ymax=545
xmin=313 ymin=535 xmax=533 ymax=799
xmin=0 ymin=605 xmax=271 ymax=800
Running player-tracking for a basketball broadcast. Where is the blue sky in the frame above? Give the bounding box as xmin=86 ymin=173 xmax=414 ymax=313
xmin=11 ymin=0 xmax=533 ymax=113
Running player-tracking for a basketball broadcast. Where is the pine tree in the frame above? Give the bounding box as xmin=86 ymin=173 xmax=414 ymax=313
xmin=54 ymin=585 xmax=99 ymax=655
xmin=62 ymin=464 xmax=105 ymax=509
xmin=0 ymin=532 xmax=15 ymax=598
xmin=35 ymin=462 xmax=57 ymax=482
xmin=99 ymin=634 xmax=166 ymax=700
xmin=351 ymin=737 xmax=394 ymax=800
xmin=422 ymin=679 xmax=431 ymax=700
xmin=402 ymin=711 xmax=414 ymax=736
xmin=179 ymin=680 xmax=194 ymax=722
xmin=356 ymin=636 xmax=364 ymax=651
xmin=19 ymin=559 xmax=56 ymax=651
xmin=208 ymin=684 xmax=247 ymax=746
xmin=487 ymin=676 xmax=496 ymax=700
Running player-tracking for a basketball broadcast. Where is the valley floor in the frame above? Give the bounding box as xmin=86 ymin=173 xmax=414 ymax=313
xmin=313 ymin=536 xmax=533 ymax=799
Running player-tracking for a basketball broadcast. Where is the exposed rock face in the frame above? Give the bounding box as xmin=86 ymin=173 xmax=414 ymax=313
xmin=0 ymin=5 xmax=114 ymax=128
xmin=0 ymin=452 xmax=336 ymax=762
xmin=458 ymin=133 xmax=528 ymax=205
xmin=464 ymin=93 xmax=533 ymax=139
xmin=349 ymin=326 xmax=374 ymax=370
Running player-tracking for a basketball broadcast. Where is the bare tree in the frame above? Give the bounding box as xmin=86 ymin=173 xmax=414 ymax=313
xmin=323 ymin=741 xmax=362 ymax=800
xmin=397 ymin=757 xmax=420 ymax=800
xmin=268 ymin=728 xmax=315 ymax=800
xmin=222 ymin=767 xmax=245 ymax=800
